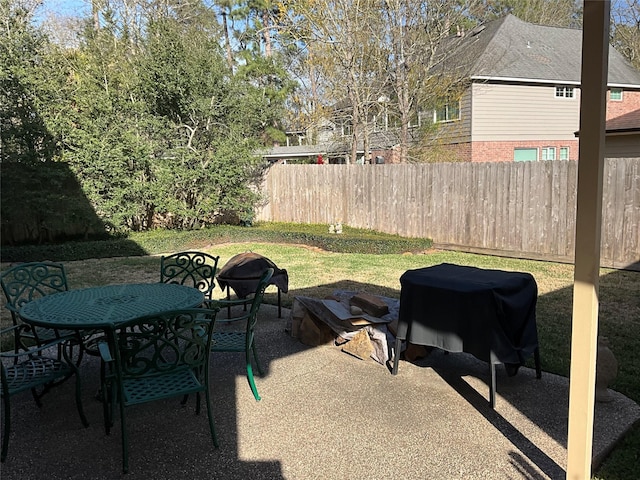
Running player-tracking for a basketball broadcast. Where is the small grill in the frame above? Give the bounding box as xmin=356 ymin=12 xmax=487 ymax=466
xmin=216 ymin=252 xmax=289 ymax=318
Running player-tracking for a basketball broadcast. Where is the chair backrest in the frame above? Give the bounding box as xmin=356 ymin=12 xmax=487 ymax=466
xmin=107 ymin=308 xmax=218 ymax=382
xmin=1 ymin=325 xmax=19 ymax=392
xmin=160 ymin=252 xmax=220 ymax=300
xmin=0 ymin=262 xmax=69 ymax=313
xmin=244 ymin=268 xmax=274 ymax=334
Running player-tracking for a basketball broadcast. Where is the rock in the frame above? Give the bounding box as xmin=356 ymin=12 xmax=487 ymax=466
xmin=289 ymin=299 xmax=306 ymax=338
xmin=334 ymin=335 xmax=349 ymax=346
xmin=350 ymin=292 xmax=389 ymax=317
xmin=293 ymin=304 xmax=335 ymax=347
xmin=402 ymin=343 xmax=432 ymax=362
xmin=342 ymin=329 xmax=374 ymax=360
xmin=350 ymin=305 xmax=364 ymax=315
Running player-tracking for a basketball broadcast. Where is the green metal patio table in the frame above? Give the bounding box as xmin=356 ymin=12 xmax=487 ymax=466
xmin=19 ymin=283 xmax=205 ymax=330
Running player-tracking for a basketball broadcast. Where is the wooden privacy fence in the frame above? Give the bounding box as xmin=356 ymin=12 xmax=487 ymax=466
xmin=255 ymin=158 xmax=640 ymax=269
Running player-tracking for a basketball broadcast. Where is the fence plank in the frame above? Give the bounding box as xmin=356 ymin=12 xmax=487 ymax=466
xmin=256 ymin=160 xmax=640 ymax=268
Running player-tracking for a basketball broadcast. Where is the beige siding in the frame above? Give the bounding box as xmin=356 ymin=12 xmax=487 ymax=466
xmin=471 ymin=82 xmax=581 ymax=141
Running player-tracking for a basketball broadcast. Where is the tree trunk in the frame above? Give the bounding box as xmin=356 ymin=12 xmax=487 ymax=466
xmin=262 ymin=9 xmax=272 ymax=57
xmin=92 ymin=0 xmax=100 ymax=31
xmin=222 ymin=11 xmax=234 ymax=71
xmin=350 ymin=103 xmax=359 ymax=164
xmin=363 ymin=111 xmax=370 ymax=164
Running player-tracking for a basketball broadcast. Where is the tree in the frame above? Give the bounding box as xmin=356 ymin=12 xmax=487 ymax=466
xmin=380 ymin=0 xmax=482 ymax=163
xmin=12 ymin=0 xmax=290 ymax=233
xmin=281 ymin=0 xmax=390 ymax=163
xmin=469 ymin=0 xmax=582 ymax=28
xmin=611 ymin=0 xmax=640 ymax=70
xmin=0 ymin=0 xmax=57 ymax=163
xmin=280 ymin=0 xmax=484 ymax=163
xmin=139 ymin=17 xmax=274 ymax=228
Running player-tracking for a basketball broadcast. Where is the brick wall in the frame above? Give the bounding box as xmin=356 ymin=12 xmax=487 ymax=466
xmin=470 ymin=140 xmax=580 ymax=162
xmin=606 ymin=90 xmax=640 ymax=119
xmin=370 ymin=148 xmax=401 ymax=164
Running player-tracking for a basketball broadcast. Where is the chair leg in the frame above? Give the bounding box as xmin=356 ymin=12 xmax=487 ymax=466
xmin=204 ymin=388 xmax=219 ymax=448
xmin=101 ymin=364 xmax=113 ymax=435
xmin=67 ymin=337 xmax=85 ymax=368
xmin=251 ymin=343 xmax=264 ymax=376
xmin=102 ymin=384 xmax=112 ymax=435
xmin=120 ymin=401 xmax=129 ymax=473
xmin=31 ymin=388 xmax=43 ymax=408
xmin=1 ymin=393 xmax=10 ymax=462
xmin=74 ymin=368 xmax=89 ymax=428
xmin=63 ymin=346 xmax=89 ymax=428
xmin=246 ymin=349 xmax=261 ymax=401
xmin=277 ymin=287 xmax=282 ymax=318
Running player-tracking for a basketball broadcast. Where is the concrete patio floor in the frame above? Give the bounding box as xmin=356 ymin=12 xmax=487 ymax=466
xmin=2 ymin=304 xmax=639 ymax=479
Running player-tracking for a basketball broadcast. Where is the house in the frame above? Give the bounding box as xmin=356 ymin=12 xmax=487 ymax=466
xmin=603 ymin=108 xmax=640 ymax=157
xmin=264 ymin=14 xmax=640 ymax=164
xmin=574 ymin=108 xmax=640 ymax=158
xmin=431 ymin=14 xmax=640 ymax=162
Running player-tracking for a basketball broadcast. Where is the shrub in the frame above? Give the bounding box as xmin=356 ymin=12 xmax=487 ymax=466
xmin=0 ymin=223 xmax=432 ymax=263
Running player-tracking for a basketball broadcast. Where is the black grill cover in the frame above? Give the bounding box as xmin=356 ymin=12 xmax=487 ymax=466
xmin=217 ymin=252 xmax=289 ymax=298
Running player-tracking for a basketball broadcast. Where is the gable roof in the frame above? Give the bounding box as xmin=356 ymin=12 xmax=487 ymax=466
xmin=444 ymin=14 xmax=640 ymax=87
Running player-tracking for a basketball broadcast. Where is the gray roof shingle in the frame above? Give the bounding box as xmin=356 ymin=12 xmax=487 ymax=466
xmin=445 ymin=15 xmax=640 ymax=86
xmin=606 ymin=109 xmax=640 ymax=132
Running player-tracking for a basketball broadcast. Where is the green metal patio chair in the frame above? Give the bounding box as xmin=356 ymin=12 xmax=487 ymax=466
xmin=99 ymin=307 xmax=220 ymax=473
xmin=207 ymin=268 xmax=274 ymax=402
xmin=1 ymin=325 xmax=89 ymax=462
xmin=0 ymin=262 xmax=89 ymax=362
xmin=0 ymin=261 xmax=100 ymax=363
xmin=160 ymin=251 xmax=220 ymax=300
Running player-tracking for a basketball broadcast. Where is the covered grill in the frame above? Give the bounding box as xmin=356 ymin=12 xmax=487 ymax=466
xmin=216 ymin=252 xmax=289 ymax=317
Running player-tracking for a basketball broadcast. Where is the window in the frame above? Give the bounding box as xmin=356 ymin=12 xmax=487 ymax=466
xmin=514 ymin=148 xmax=538 ymax=162
xmin=434 ymin=101 xmax=461 ymax=123
xmin=559 ymin=147 xmax=569 ymax=160
xmin=610 ymin=88 xmax=623 ymax=101
xmin=408 ymin=112 xmax=420 ymax=128
xmin=542 ymin=147 xmax=556 ymax=161
xmin=555 ymin=86 xmax=574 ymax=98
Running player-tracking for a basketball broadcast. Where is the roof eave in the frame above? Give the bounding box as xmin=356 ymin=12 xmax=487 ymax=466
xmin=605 ymin=129 xmax=640 ymax=135
xmin=471 ymin=76 xmax=640 ymax=89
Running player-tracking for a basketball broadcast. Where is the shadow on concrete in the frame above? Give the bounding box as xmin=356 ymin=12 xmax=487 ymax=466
xmin=1 ymin=269 xmax=638 ymax=478
xmin=386 ymin=264 xmax=640 ymax=475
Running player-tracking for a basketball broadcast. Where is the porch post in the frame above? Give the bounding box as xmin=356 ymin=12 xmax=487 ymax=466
xmin=566 ymin=1 xmax=610 ymax=479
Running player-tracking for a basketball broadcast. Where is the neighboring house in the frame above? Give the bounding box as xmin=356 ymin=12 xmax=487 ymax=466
xmin=575 ymin=108 xmax=640 ymax=158
xmin=265 ymin=144 xmax=326 ymax=164
xmin=604 ymin=109 xmax=640 ymax=157
xmin=264 ymin=14 xmax=640 ymax=164
xmin=432 ymin=14 xmax=640 ymax=162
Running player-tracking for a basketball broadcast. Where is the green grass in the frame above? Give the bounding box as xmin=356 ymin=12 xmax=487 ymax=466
xmin=1 ymin=224 xmax=638 ymax=478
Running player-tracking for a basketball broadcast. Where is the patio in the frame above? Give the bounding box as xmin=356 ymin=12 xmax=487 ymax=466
xmin=2 ymin=303 xmax=639 ymax=479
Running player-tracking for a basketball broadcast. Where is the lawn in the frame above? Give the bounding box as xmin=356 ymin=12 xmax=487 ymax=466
xmin=1 ymin=235 xmax=638 ymax=478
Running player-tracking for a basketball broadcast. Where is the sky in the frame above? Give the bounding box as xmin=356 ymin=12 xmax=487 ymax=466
xmin=36 ymin=0 xmax=89 ymax=21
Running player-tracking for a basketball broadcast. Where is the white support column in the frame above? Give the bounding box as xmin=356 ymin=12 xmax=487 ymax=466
xmin=566 ymin=1 xmax=610 ymax=479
